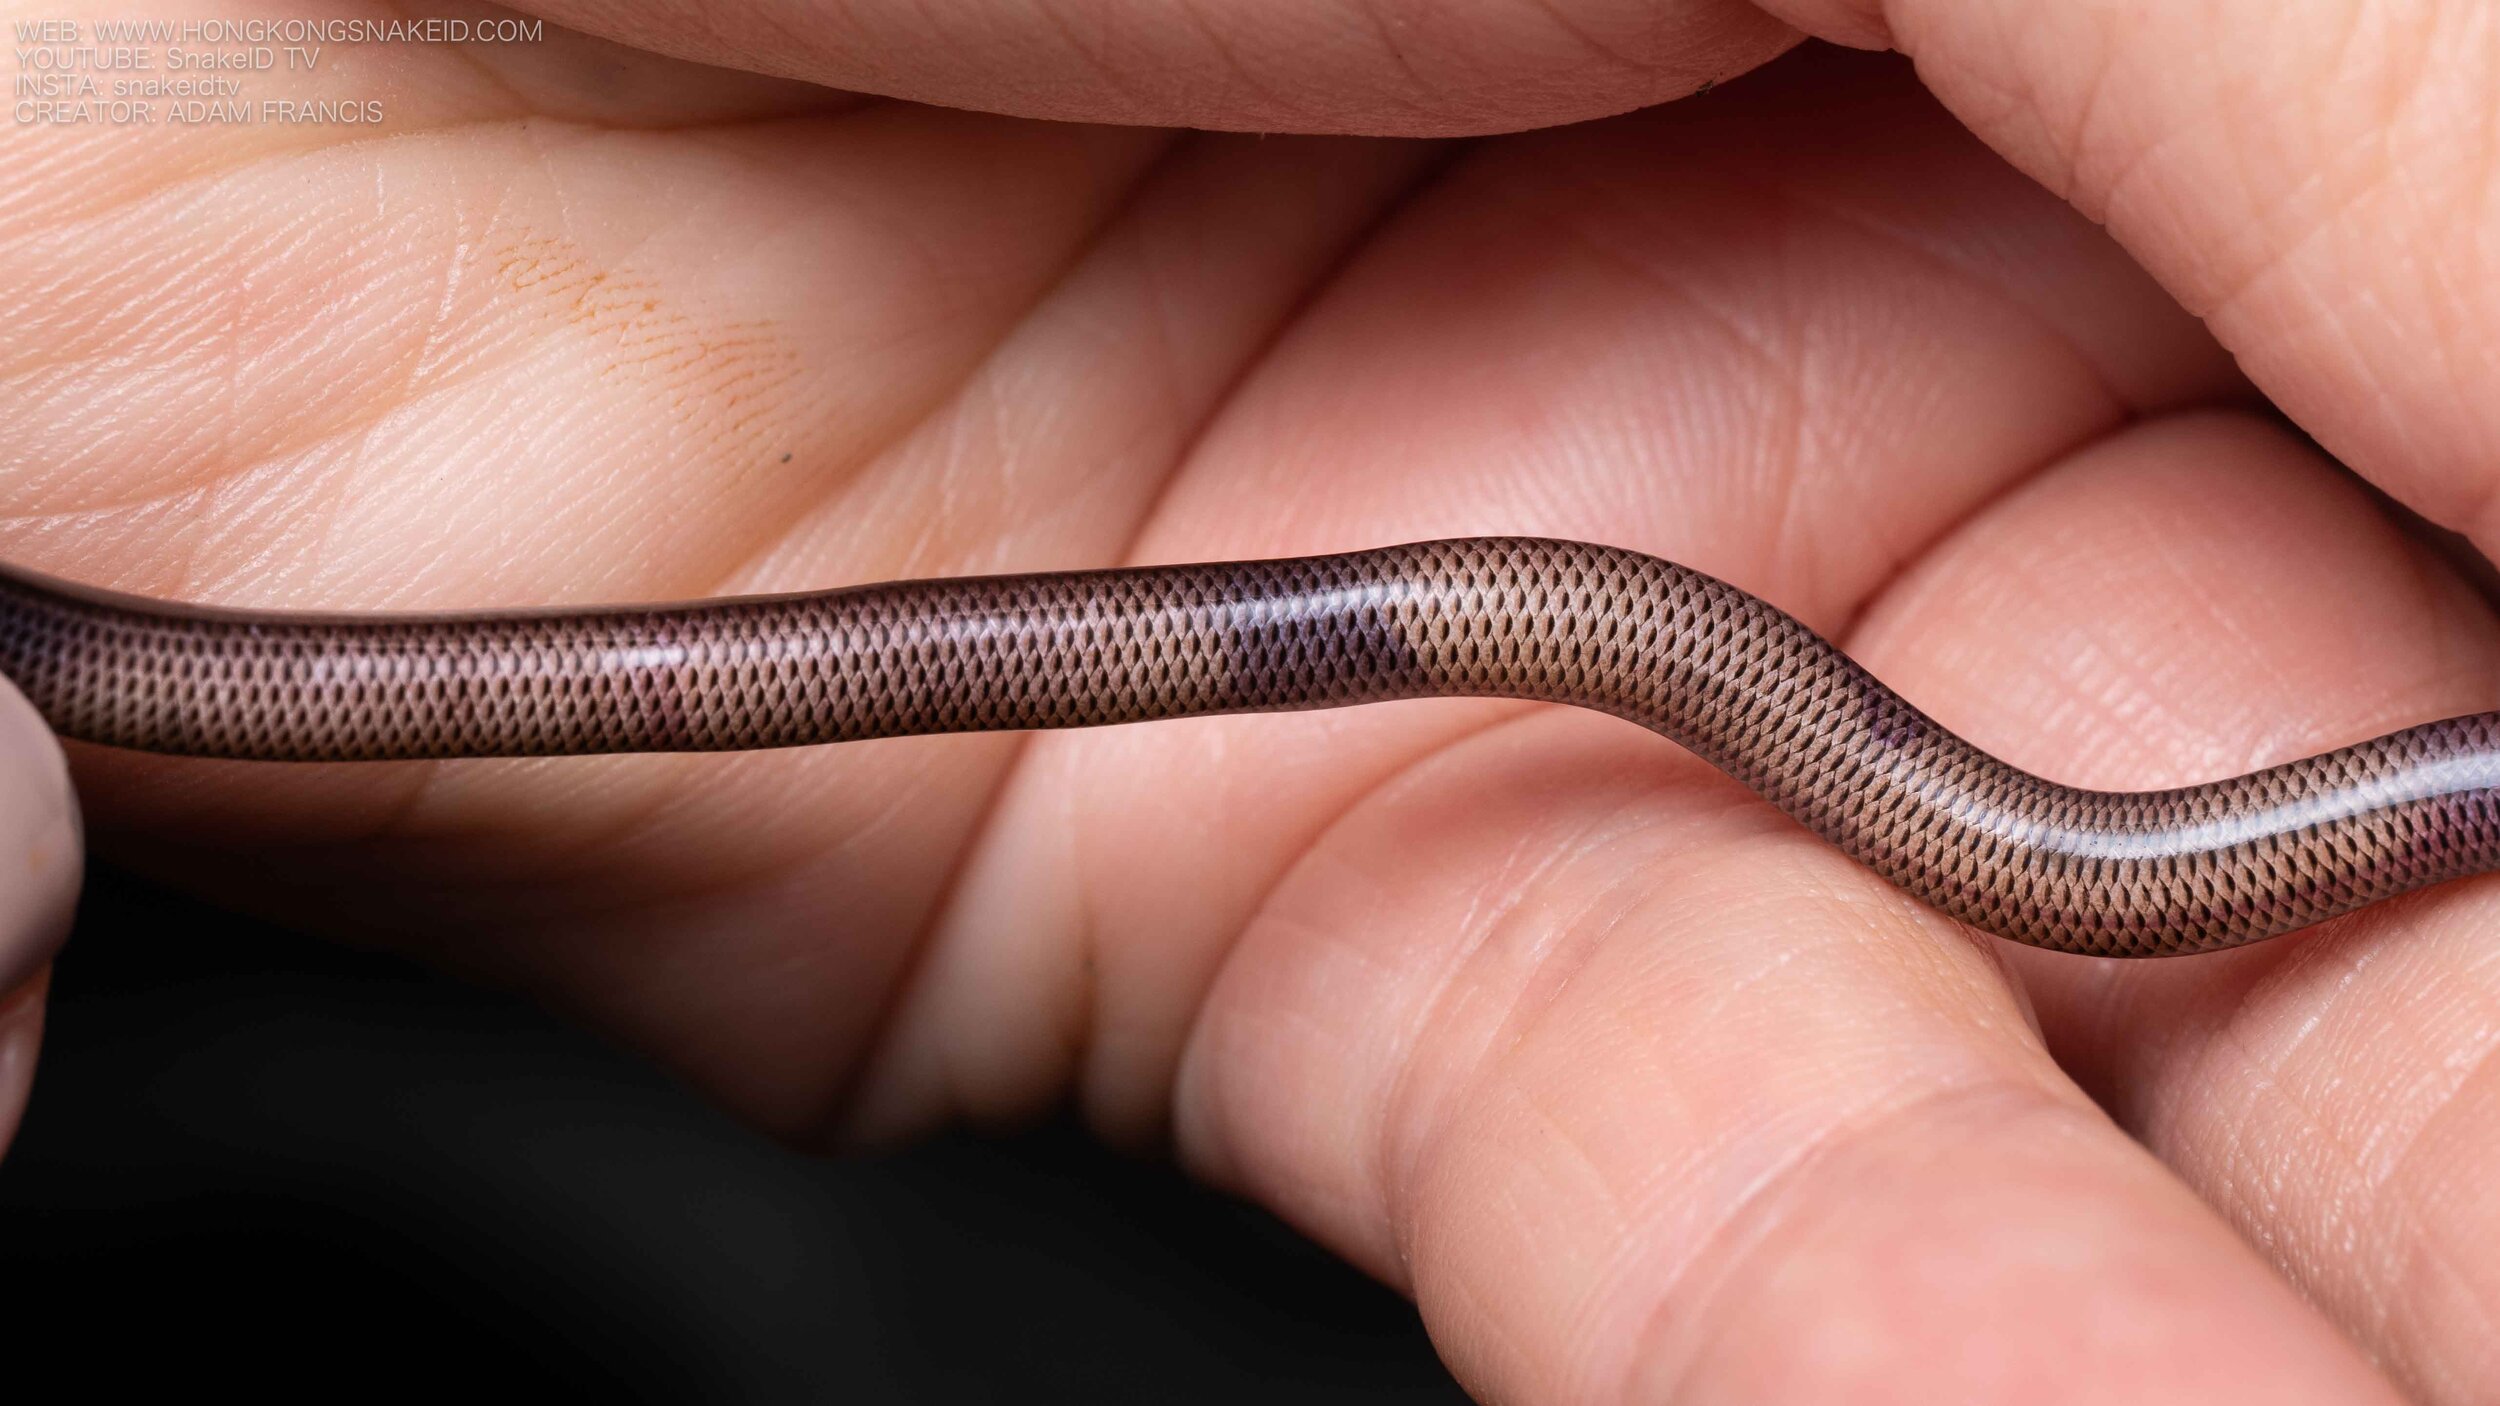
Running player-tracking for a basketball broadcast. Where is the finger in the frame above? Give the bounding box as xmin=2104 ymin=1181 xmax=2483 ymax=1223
xmin=511 ymin=0 xmax=1800 ymax=135
xmin=876 ymin=61 xmax=2385 ymax=1401
xmin=0 ymin=677 xmax=82 ymax=1157
xmin=1850 ymin=413 xmax=2500 ymax=1404
xmin=1160 ymin=428 xmax=2398 ymax=1401
xmin=842 ymin=52 xmax=2238 ymax=1145
xmin=1756 ymin=0 xmax=2500 ymax=557
xmin=857 ymin=58 xmax=2385 ymax=1400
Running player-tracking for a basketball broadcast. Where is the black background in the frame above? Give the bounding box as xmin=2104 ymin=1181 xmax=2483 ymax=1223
xmin=0 ymin=868 xmax=1470 ymax=1401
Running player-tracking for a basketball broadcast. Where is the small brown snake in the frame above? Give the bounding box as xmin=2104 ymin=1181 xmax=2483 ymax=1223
xmin=4 ymin=536 xmax=2493 ymax=957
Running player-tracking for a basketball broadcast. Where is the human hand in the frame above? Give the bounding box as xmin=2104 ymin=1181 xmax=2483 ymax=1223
xmin=6 ymin=1 xmax=2499 ymax=1400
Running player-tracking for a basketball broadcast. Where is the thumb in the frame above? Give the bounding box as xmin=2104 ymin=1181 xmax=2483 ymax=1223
xmin=499 ymin=0 xmax=1799 ymax=135
xmin=0 ymin=676 xmax=81 ymax=1157
xmin=1757 ymin=0 xmax=2500 ymax=557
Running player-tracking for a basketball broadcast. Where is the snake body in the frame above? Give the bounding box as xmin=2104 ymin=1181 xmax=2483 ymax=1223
xmin=3 ymin=536 xmax=2495 ymax=957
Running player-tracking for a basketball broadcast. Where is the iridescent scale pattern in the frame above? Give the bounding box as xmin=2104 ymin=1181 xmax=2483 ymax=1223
xmin=6 ymin=537 xmax=2497 ymax=956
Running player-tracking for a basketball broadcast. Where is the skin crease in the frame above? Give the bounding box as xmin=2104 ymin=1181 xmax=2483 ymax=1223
xmin=6 ymin=0 xmax=2500 ymax=1401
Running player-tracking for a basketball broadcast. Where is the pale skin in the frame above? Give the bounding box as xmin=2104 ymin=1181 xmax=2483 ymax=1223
xmin=5 ymin=0 xmax=2500 ymax=1399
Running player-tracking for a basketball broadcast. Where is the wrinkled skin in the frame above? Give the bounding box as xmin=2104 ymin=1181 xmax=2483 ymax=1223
xmin=8 ymin=1 xmax=2500 ymax=1401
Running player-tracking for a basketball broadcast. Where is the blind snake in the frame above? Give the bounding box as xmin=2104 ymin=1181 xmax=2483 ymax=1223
xmin=3 ymin=535 xmax=2493 ymax=958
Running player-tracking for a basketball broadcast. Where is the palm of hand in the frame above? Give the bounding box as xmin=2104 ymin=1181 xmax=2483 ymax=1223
xmin=9 ymin=5 xmax=2498 ymax=1401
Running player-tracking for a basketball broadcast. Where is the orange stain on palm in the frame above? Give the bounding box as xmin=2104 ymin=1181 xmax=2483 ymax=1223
xmin=491 ymin=235 xmax=802 ymax=428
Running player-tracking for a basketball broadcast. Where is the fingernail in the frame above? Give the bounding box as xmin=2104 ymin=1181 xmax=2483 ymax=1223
xmin=0 ymin=676 xmax=80 ymax=997
xmin=0 ymin=965 xmax=49 ymax=1157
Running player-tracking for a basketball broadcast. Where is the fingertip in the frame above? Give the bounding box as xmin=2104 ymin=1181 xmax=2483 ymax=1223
xmin=0 ymin=677 xmax=74 ymax=1161
xmin=0 ymin=675 xmax=80 ymax=996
